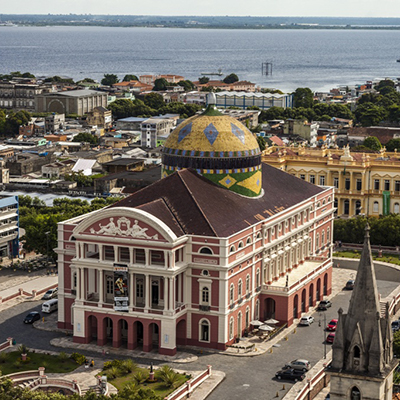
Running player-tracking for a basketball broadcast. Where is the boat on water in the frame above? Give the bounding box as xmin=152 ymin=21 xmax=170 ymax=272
xmin=0 ymin=21 xmax=17 ymax=27
xmin=200 ymin=69 xmax=223 ymax=76
xmin=397 ymin=59 xmax=400 ymax=63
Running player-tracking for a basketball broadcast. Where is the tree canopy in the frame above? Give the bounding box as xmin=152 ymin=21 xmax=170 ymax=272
xmin=123 ymin=74 xmax=139 ymax=81
xmin=144 ymin=93 xmax=165 ymax=109
xmin=363 ymin=136 xmax=382 ymax=151
xmin=0 ymin=71 xmax=35 ymax=80
xmin=198 ymin=76 xmax=209 ymax=84
xmin=0 ymin=109 xmax=31 ymax=136
xmin=178 ymin=80 xmax=195 ymax=91
xmin=292 ymin=87 xmax=314 ymax=108
xmin=153 ymin=78 xmax=169 ymax=91
xmin=223 ymin=73 xmax=239 ymax=84
xmin=101 ymin=74 xmax=119 ymax=86
xmin=386 ymin=138 xmax=400 ymax=152
xmin=72 ymin=132 xmax=99 ymax=145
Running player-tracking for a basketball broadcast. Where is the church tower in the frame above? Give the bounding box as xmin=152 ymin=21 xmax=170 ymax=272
xmin=329 ymin=225 xmax=397 ymax=400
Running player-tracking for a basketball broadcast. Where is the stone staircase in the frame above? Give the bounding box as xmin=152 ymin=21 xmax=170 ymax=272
xmin=80 ymin=385 xmax=103 ymax=396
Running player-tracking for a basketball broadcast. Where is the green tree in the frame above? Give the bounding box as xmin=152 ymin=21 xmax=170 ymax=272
xmin=178 ymin=80 xmax=195 ymax=91
xmin=355 ymin=103 xmax=387 ymax=127
xmin=259 ymin=107 xmax=285 ymax=122
xmin=0 ymin=109 xmax=31 ymax=136
xmin=386 ymin=138 xmax=400 ymax=152
xmin=44 ymin=76 xmax=75 ymax=84
xmin=101 ymin=74 xmax=119 ymax=86
xmin=223 ymin=73 xmax=239 ymax=84
xmin=393 ymin=330 xmax=400 ymax=357
xmin=72 ymin=132 xmax=99 ymax=145
xmin=153 ymin=78 xmax=169 ymax=91
xmin=198 ymin=76 xmax=209 ymax=84
xmin=144 ymin=93 xmax=165 ymax=109
xmin=375 ymin=79 xmax=395 ymax=91
xmin=293 ymin=88 xmax=314 ymax=108
xmin=257 ymin=136 xmax=266 ymax=151
xmin=363 ymin=136 xmax=382 ymax=151
xmin=123 ymin=74 xmax=139 ymax=81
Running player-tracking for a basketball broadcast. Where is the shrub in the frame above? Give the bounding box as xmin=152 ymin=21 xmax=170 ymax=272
xmin=120 ymin=359 xmax=137 ymax=374
xmin=162 ymin=370 xmax=180 ymax=388
xmin=70 ymin=352 xmax=86 ymax=365
xmin=133 ymin=370 xmax=147 ymax=385
xmin=106 ymin=366 xmax=121 ymax=380
xmin=103 ymin=359 xmax=122 ymax=370
xmin=156 ymin=365 xmax=173 ymax=381
xmin=58 ymin=352 xmax=69 ymax=363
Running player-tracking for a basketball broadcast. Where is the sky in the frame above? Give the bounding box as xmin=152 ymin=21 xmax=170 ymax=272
xmin=2 ymin=0 xmax=400 ymax=18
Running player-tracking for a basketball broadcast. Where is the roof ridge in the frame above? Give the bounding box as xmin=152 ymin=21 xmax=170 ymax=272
xmin=177 ymin=170 xmax=218 ymax=236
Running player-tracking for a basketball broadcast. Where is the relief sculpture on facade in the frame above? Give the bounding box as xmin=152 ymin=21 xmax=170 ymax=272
xmin=90 ymin=217 xmax=159 ymax=240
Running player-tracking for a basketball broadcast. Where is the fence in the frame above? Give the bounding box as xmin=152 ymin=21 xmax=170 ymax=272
xmin=0 ymin=337 xmax=13 ymax=352
xmin=165 ymin=366 xmax=212 ymax=400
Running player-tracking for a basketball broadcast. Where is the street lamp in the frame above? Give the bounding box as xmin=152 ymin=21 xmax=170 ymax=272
xmin=45 ymin=231 xmax=50 ymax=267
xmin=319 ymin=312 xmax=327 ymax=359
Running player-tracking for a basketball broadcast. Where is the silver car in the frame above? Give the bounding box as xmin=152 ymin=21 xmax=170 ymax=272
xmin=285 ymin=359 xmax=311 ymax=372
xmin=42 ymin=288 xmax=58 ymax=300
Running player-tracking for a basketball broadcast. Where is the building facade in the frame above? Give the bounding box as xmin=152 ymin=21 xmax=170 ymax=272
xmin=57 ymin=96 xmax=334 ymax=355
xmin=0 ymin=79 xmax=46 ymax=111
xmin=35 ymin=90 xmax=108 ymax=116
xmin=263 ymin=145 xmax=400 ymax=217
xmin=0 ymin=196 xmax=19 ymax=259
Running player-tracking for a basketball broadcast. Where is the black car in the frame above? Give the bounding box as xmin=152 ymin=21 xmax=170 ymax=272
xmin=345 ymin=279 xmax=355 ymax=290
xmin=317 ymin=300 xmax=332 ymax=310
xmin=275 ymin=368 xmax=306 ymax=382
xmin=24 ymin=311 xmax=40 ymax=324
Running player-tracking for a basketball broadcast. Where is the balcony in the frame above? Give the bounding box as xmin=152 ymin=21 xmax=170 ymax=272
xmin=199 ymin=305 xmax=210 ymax=312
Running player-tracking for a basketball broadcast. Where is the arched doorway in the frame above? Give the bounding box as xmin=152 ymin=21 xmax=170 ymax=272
xmin=309 ymin=284 xmax=314 ymax=307
xmin=265 ymin=298 xmax=276 ymax=319
xmin=104 ymin=317 xmax=113 ymax=345
xmin=355 ymin=200 xmax=361 ymax=215
xmin=350 ymin=387 xmax=361 ymax=400
xmin=119 ymin=319 xmax=128 ymax=348
xmin=134 ymin=321 xmax=144 ymax=350
xmin=176 ymin=319 xmax=187 ymax=346
xmin=87 ymin=315 xmax=97 ymax=343
xmin=301 ymin=289 xmax=306 ymax=312
xmin=293 ymin=294 xmax=298 ymax=319
xmin=323 ymin=273 xmax=328 ymax=296
xmin=144 ymin=322 xmax=160 ymax=352
xmin=316 ymin=279 xmax=321 ymax=301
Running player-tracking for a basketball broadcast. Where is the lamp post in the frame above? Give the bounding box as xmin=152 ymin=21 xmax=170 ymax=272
xmin=319 ymin=312 xmax=327 ymax=359
xmin=45 ymin=231 xmax=50 ymax=267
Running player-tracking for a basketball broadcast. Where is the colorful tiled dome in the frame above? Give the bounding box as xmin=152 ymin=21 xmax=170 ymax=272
xmin=162 ymin=94 xmax=262 ymax=197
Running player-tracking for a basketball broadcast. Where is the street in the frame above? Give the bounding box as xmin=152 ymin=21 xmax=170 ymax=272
xmin=0 ymin=276 xmax=398 ymax=400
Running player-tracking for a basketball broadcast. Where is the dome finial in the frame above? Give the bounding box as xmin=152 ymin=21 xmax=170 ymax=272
xmin=207 ymin=92 xmax=216 ymax=106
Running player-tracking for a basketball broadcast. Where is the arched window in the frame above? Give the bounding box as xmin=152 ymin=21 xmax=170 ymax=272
xmin=350 ymin=387 xmax=361 ymax=400
xmin=246 ymin=274 xmax=250 ymax=293
xmin=256 ymin=269 xmax=260 ymax=288
xmin=238 ymin=279 xmax=243 ymax=298
xmin=373 ymin=201 xmax=379 ymax=213
xmin=238 ymin=241 xmax=244 ymax=249
xmin=230 ymin=284 xmax=234 ymax=304
xmin=256 ymin=232 xmax=261 ymax=240
xmin=199 ymin=319 xmax=210 ymax=342
xmin=246 ymin=237 xmax=252 ymax=245
xmin=354 ymin=345 xmax=360 ymax=358
xmin=200 ymin=247 xmax=213 ymax=254
xmin=316 ymin=233 xmax=320 ymax=249
xmin=322 ymin=230 xmax=325 ymax=246
xmin=202 ymin=287 xmax=209 ymax=304
xmin=245 ymin=307 xmax=250 ymax=328
xmin=255 ymin=300 xmax=260 ymax=319
xmin=395 ymin=203 xmax=400 ymax=214
xmin=229 ymin=318 xmax=234 ymax=340
xmin=327 ymin=227 xmax=331 ymax=242
xmin=202 ymin=270 xmax=209 ymax=276
xmin=230 ymin=245 xmax=235 ymax=253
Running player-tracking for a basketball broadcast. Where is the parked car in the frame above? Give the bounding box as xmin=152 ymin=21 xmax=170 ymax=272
xmin=42 ymin=288 xmax=58 ymax=300
xmin=299 ymin=316 xmax=314 ymax=326
xmin=317 ymin=300 xmax=332 ymax=310
xmin=24 ymin=311 xmax=40 ymax=324
xmin=326 ymin=332 xmax=336 ymax=344
xmin=284 ymin=359 xmax=311 ymax=372
xmin=275 ymin=368 xmax=306 ymax=381
xmin=345 ymin=280 xmax=355 ymax=290
xmin=392 ymin=320 xmax=400 ymax=332
xmin=327 ymin=319 xmax=338 ymax=331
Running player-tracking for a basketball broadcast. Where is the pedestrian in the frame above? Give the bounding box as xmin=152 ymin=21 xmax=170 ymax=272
xmin=90 ymin=359 xmax=94 ymax=368
xmin=102 ymin=348 xmax=105 ymax=357
xmin=337 ymin=263 xmax=340 ymax=268
xmin=85 ymin=359 xmax=89 ymax=369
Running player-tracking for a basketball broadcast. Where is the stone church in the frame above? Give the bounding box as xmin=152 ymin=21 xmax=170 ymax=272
xmin=329 ymin=225 xmax=397 ymax=400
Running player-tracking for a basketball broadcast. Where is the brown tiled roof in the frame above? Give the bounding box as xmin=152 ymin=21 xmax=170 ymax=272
xmin=269 ymin=136 xmax=285 ymax=146
xmin=111 ymin=163 xmax=323 ymax=238
xmin=348 ymin=127 xmax=400 ymax=144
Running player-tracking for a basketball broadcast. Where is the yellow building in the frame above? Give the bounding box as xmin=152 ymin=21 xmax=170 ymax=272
xmin=262 ymin=145 xmax=400 ymax=218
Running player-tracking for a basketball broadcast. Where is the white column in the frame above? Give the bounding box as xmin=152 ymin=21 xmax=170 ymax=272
xmin=98 ymin=244 xmax=103 ymax=261
xmin=98 ymin=269 xmax=104 ymax=305
xmin=80 ymin=267 xmax=85 ymax=299
xmin=79 ymin=243 xmax=84 ymax=259
xmin=129 ymin=247 xmax=134 ymax=264
xmin=145 ymin=274 xmax=150 ymax=310
xmin=178 ymin=273 xmax=182 ymax=303
xmin=171 ymin=251 xmax=176 ymax=268
xmin=164 ymin=250 xmax=169 ymax=268
xmin=129 ymin=272 xmax=134 ymax=308
xmin=164 ymin=277 xmax=168 ymax=311
xmin=169 ymin=277 xmax=174 ymax=311
xmin=76 ymin=267 xmax=81 ymax=299
xmin=145 ymin=249 xmax=150 ymax=266
xmin=114 ymin=245 xmax=118 ymax=263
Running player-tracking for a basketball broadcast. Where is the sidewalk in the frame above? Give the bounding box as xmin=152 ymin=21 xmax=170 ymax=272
xmin=0 ymin=273 xmax=58 ymax=311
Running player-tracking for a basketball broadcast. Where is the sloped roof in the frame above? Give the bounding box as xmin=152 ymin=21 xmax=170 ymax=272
xmin=111 ymin=163 xmax=324 ymax=238
xmin=72 ymin=159 xmax=97 ymax=173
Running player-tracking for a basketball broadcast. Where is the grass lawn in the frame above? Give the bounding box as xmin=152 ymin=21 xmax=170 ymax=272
xmin=334 ymin=251 xmax=400 ymax=266
xmin=110 ymin=367 xmax=189 ymax=398
xmin=0 ymin=351 xmax=79 ymax=376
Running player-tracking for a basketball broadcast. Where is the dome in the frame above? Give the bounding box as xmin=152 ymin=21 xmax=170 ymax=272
xmin=162 ymin=96 xmax=262 ymax=197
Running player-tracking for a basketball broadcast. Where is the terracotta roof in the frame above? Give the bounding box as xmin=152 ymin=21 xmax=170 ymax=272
xmin=111 ymin=163 xmax=323 ymax=237
xmin=348 ymin=127 xmax=400 ymax=144
xmin=269 ymin=136 xmax=285 ymax=146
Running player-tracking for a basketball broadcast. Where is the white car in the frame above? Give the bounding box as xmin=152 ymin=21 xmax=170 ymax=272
xmin=42 ymin=288 xmax=58 ymax=300
xmin=299 ymin=316 xmax=314 ymax=326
